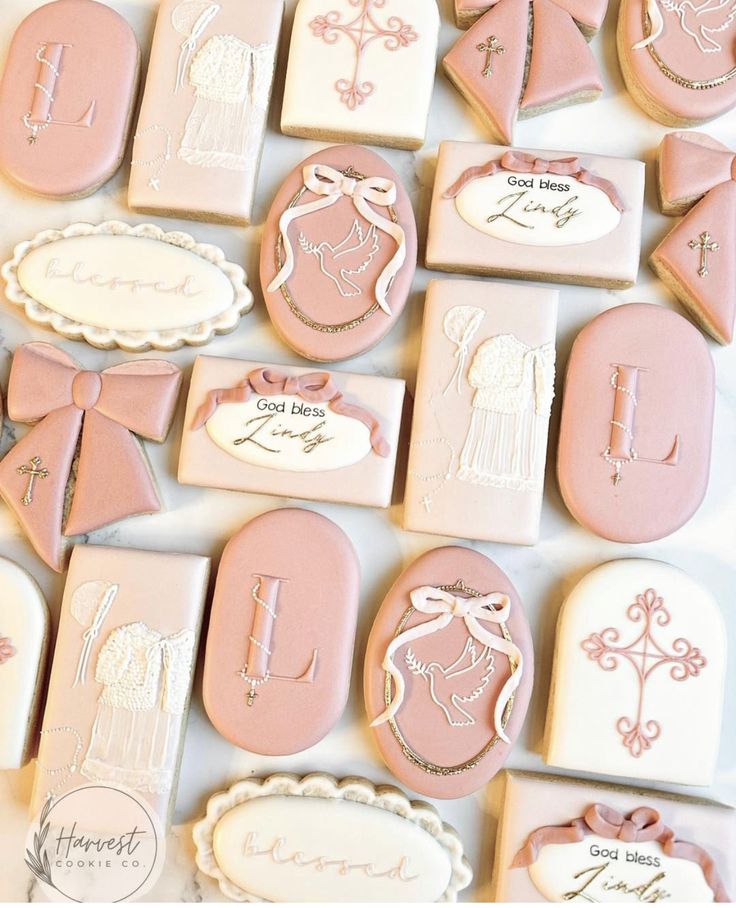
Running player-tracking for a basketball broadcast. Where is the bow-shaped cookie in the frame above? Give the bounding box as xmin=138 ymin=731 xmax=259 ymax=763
xmin=0 ymin=343 xmax=182 ymax=571
xmin=651 ymin=131 xmax=736 ymax=345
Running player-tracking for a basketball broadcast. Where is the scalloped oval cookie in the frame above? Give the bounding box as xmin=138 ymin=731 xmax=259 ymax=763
xmin=364 ymin=546 xmax=533 ymax=799
xmin=261 ymin=145 xmax=417 ymax=362
xmin=2 ymin=222 xmax=252 ymax=352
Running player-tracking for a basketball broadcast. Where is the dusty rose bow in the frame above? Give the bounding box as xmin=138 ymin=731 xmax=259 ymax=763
xmin=585 ymin=804 xmax=664 ymax=842
xmin=0 ymin=343 xmax=182 ymax=571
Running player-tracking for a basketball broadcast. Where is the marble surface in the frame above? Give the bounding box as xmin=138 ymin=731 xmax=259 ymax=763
xmin=0 ymin=0 xmax=735 ymax=902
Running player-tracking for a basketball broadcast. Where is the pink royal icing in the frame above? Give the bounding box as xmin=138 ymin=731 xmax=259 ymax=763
xmin=0 ymin=636 xmax=17 ymax=664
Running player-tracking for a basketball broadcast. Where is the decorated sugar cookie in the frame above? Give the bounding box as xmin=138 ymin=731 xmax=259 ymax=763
xmin=492 ymin=772 xmax=734 ymax=901
xmin=444 ymin=0 xmax=609 ymax=144
xmin=261 ymin=145 xmax=417 ymax=362
xmin=618 ymin=0 xmax=736 ymax=125
xmin=281 ymin=0 xmax=440 ymax=150
xmin=0 ymin=0 xmax=140 ymax=199
xmin=203 ymin=509 xmax=360 ymax=755
xmin=2 ymin=221 xmax=253 ymax=352
xmin=557 ymin=304 xmax=714 ymax=543
xmin=365 ymin=546 xmax=533 ymax=799
xmin=0 ymin=557 xmax=49 ymax=770
xmin=0 ymin=343 xmax=182 ymax=571
xmin=194 ymin=773 xmax=473 ymax=902
xmin=650 ymin=131 xmax=736 ymax=345
xmin=545 ymin=560 xmax=726 ymax=787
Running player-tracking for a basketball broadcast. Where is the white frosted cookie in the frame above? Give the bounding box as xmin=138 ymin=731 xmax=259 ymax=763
xmin=545 ymin=560 xmax=726 ymax=787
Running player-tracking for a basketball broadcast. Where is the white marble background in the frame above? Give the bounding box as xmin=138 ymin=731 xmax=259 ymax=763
xmin=0 ymin=0 xmax=734 ymax=902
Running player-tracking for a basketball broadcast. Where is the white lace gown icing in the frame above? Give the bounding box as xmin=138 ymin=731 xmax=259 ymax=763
xmin=458 ymin=335 xmax=555 ymax=492
xmin=178 ymin=35 xmax=274 ymax=172
xmin=81 ymin=622 xmax=195 ymax=794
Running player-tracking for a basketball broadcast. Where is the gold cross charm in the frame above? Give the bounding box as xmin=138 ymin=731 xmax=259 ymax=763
xmin=477 ymin=35 xmax=505 ymax=78
xmin=17 ymin=456 xmax=49 ymax=506
xmin=688 ymin=231 xmax=720 ymax=278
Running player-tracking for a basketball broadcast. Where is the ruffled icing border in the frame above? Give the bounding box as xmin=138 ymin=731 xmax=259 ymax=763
xmin=1 ymin=220 xmax=253 ymax=353
xmin=192 ymin=772 xmax=473 ymax=903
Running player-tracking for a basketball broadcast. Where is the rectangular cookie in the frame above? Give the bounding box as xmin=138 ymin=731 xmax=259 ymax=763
xmin=491 ymin=770 xmax=735 ymax=902
xmin=404 ymin=279 xmax=558 ymax=545
xmin=128 ymin=0 xmax=283 ymax=225
xmin=178 ymin=356 xmax=405 ymax=508
xmin=32 ymin=544 xmax=210 ymax=828
xmin=427 ymin=141 xmax=644 ymax=288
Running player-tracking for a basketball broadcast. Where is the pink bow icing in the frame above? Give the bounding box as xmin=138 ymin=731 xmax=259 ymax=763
xmin=659 ymin=132 xmax=736 ymax=208
xmin=443 ymin=151 xmax=626 ymax=211
xmin=192 ymin=367 xmax=390 ymax=458
xmin=585 ymin=804 xmax=664 ymax=842
xmin=0 ymin=343 xmax=182 ymax=572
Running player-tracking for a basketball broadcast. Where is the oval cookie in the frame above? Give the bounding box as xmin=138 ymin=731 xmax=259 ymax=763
xmin=364 ymin=546 xmax=533 ymax=799
xmin=193 ymin=773 xmax=472 ymax=902
xmin=557 ymin=304 xmax=715 ymax=543
xmin=0 ymin=557 xmax=49 ymax=769
xmin=261 ymin=145 xmax=417 ymax=362
xmin=203 ymin=508 xmax=360 ymax=756
xmin=0 ymin=0 xmax=140 ymax=199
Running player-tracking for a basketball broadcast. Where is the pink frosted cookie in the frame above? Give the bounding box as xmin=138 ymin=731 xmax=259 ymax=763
xmin=129 ymin=0 xmax=283 ymax=225
xmin=618 ymin=0 xmax=736 ymax=126
xmin=261 ymin=145 xmax=417 ymax=362
xmin=0 ymin=342 xmax=182 ymax=571
xmin=454 ymin=0 xmax=607 ymax=31
xmin=365 ymin=546 xmax=533 ymax=799
xmin=444 ymin=0 xmax=608 ymax=144
xmin=281 ymin=0 xmax=440 ymax=150
xmin=491 ymin=771 xmax=734 ymax=902
xmin=557 ymin=304 xmax=714 ymax=543
xmin=0 ymin=557 xmax=49 ymax=770
xmin=0 ymin=0 xmax=139 ymax=199
xmin=179 ymin=357 xmax=404 ymax=508
xmin=203 ymin=508 xmax=360 ymax=756
xmin=405 ymin=280 xmax=558 ymax=546
xmin=427 ymin=141 xmax=644 ymax=288
xmin=32 ymin=544 xmax=210 ymax=828
xmin=650 ymin=131 xmax=736 ymax=345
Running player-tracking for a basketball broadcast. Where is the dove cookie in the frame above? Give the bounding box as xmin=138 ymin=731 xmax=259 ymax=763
xmin=545 ymin=560 xmax=726 ymax=787
xmin=405 ymin=280 xmax=558 ymax=546
xmin=0 ymin=557 xmax=49 ymax=770
xmin=203 ymin=508 xmax=360 ymax=756
xmin=491 ymin=771 xmax=734 ymax=902
xmin=650 ymin=131 xmax=736 ymax=345
xmin=32 ymin=544 xmax=210 ymax=828
xmin=0 ymin=0 xmax=140 ymax=199
xmin=365 ymin=546 xmax=533 ymax=799
xmin=427 ymin=142 xmax=644 ymax=288
xmin=261 ymin=145 xmax=417 ymax=362
xmin=557 ymin=304 xmax=715 ymax=543
xmin=618 ymin=0 xmax=736 ymax=126
xmin=129 ymin=0 xmax=283 ymax=225
xmin=444 ymin=0 xmax=608 ymax=144
xmin=281 ymin=0 xmax=440 ymax=150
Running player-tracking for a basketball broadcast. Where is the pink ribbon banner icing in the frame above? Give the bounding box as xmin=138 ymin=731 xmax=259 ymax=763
xmin=0 ymin=343 xmax=182 ymax=571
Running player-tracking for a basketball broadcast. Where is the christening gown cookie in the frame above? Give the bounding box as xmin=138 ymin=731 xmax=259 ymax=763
xmin=405 ymin=280 xmax=558 ymax=545
xmin=427 ymin=141 xmax=645 ymax=288
xmin=545 ymin=560 xmax=726 ymax=787
xmin=178 ymin=357 xmax=404 ymax=508
xmin=557 ymin=304 xmax=715 ymax=543
xmin=193 ymin=773 xmax=473 ymax=902
xmin=261 ymin=145 xmax=417 ymax=362
xmin=0 ymin=557 xmax=49 ymax=770
xmin=2 ymin=221 xmax=253 ymax=351
xmin=129 ymin=0 xmax=283 ymax=225
xmin=0 ymin=343 xmax=182 ymax=571
xmin=365 ymin=546 xmax=533 ymax=799
xmin=444 ymin=0 xmax=609 ymax=144
xmin=281 ymin=0 xmax=440 ymax=150
xmin=32 ymin=544 xmax=210 ymax=828
xmin=203 ymin=509 xmax=360 ymax=756
xmin=0 ymin=0 xmax=139 ymax=199
xmin=618 ymin=0 xmax=736 ymax=126
xmin=650 ymin=131 xmax=736 ymax=345
xmin=491 ymin=771 xmax=734 ymax=902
